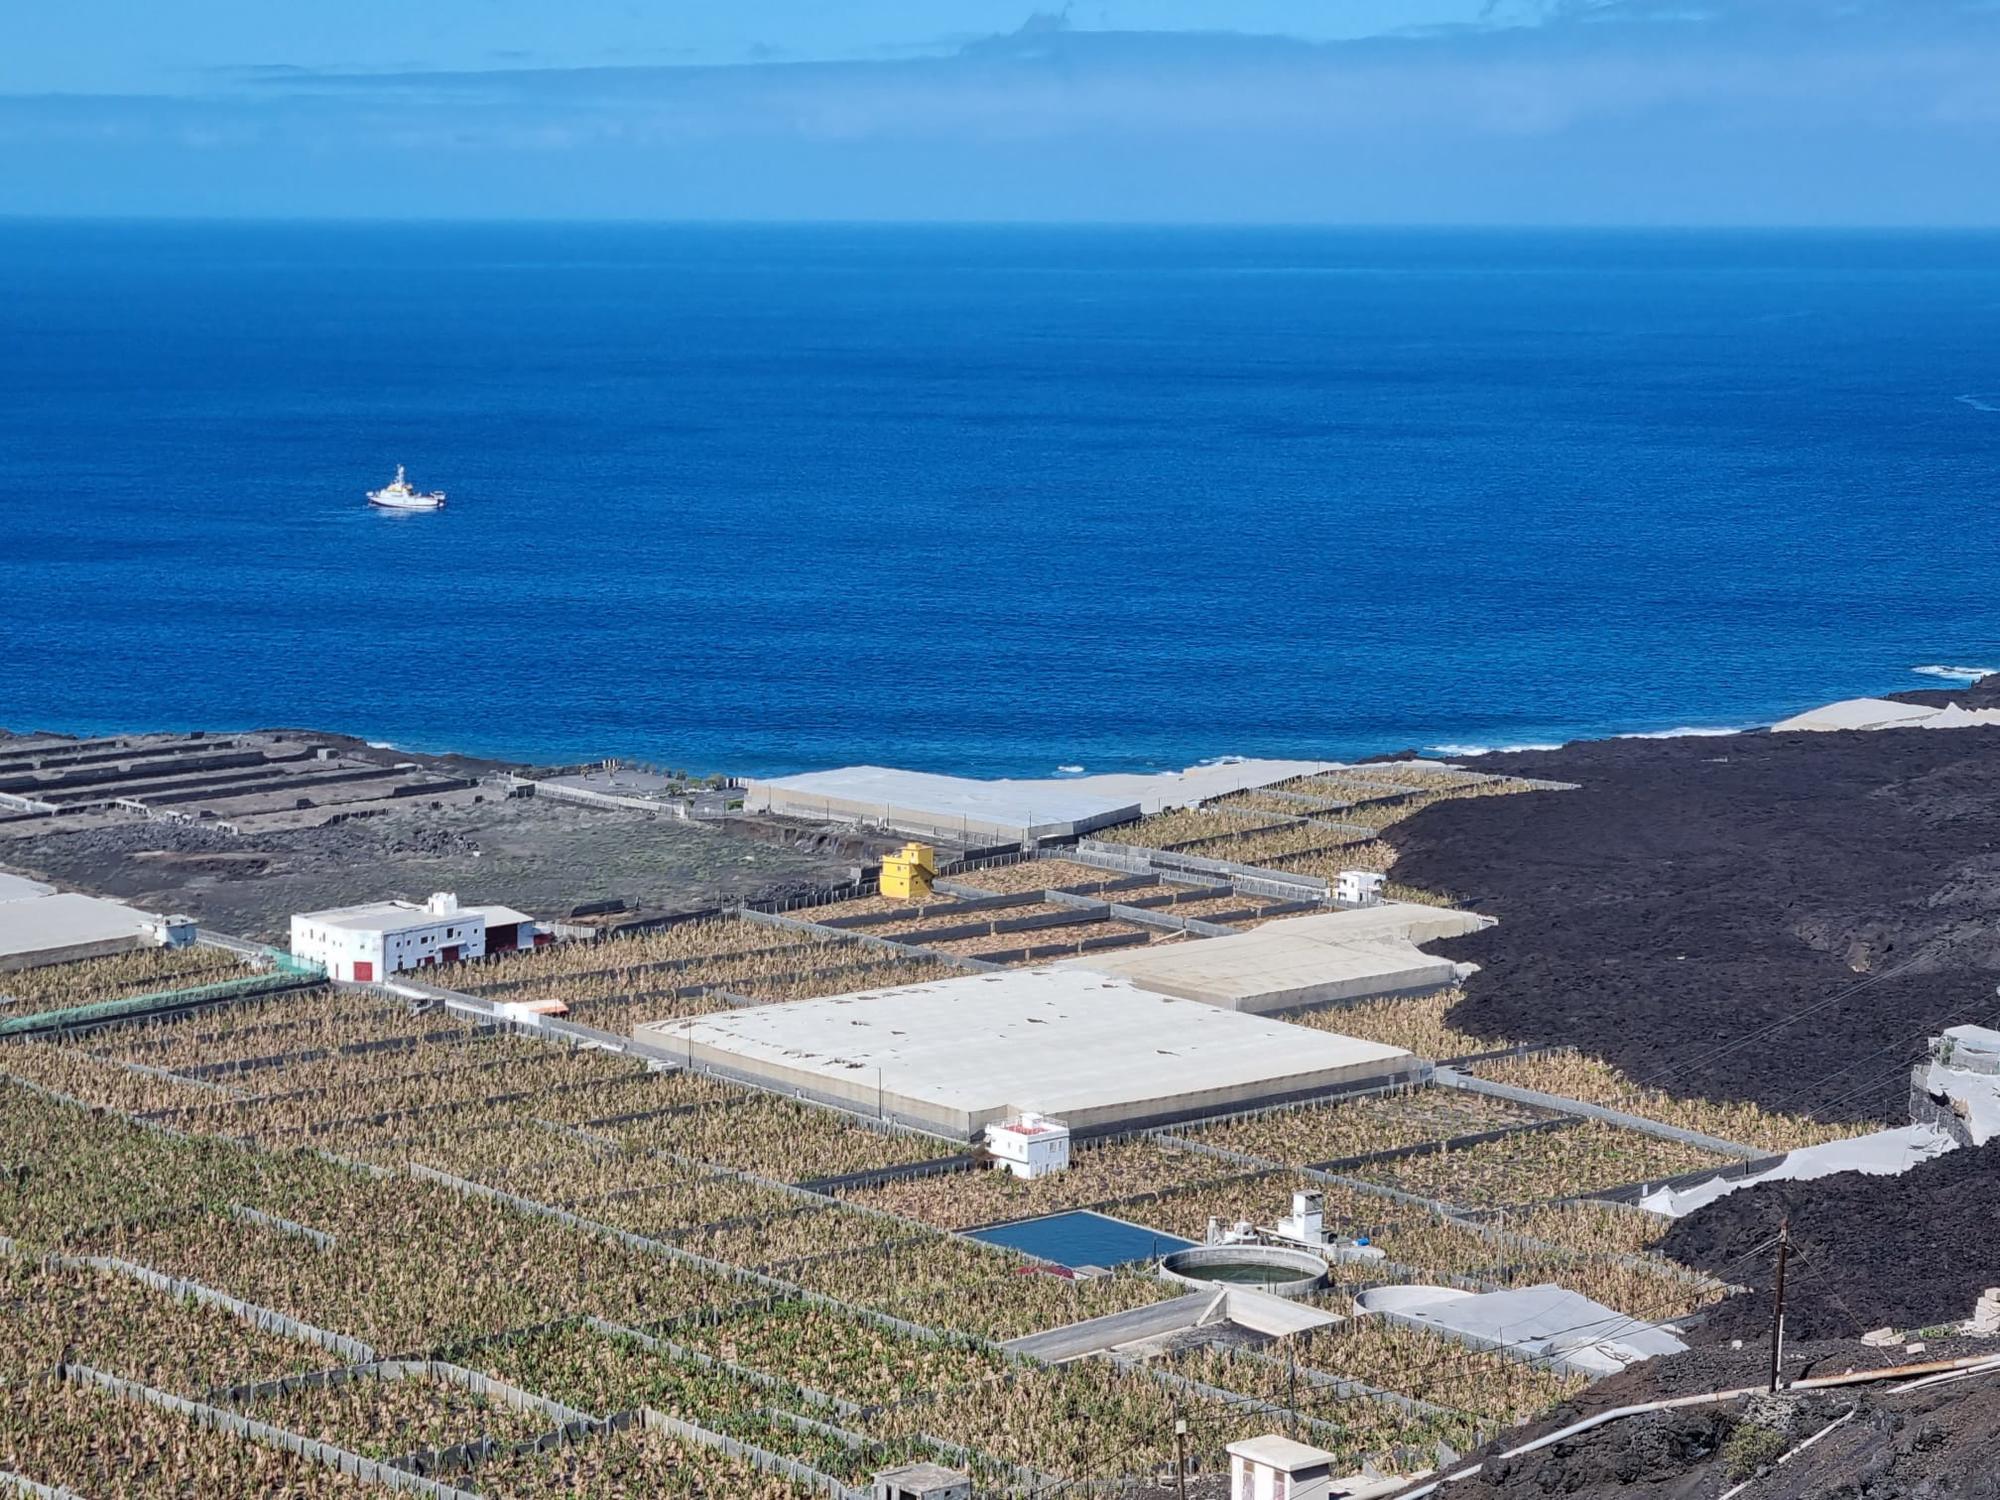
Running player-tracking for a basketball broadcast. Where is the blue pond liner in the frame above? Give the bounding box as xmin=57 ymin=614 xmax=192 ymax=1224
xmin=967 ymin=1210 xmax=1195 ymax=1269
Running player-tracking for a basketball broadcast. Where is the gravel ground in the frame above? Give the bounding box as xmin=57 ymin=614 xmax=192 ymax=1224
xmin=2 ymin=795 xmax=847 ymax=940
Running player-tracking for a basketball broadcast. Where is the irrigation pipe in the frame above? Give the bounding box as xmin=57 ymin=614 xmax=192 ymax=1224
xmin=1393 ymin=1352 xmax=2000 ymax=1498
xmin=1885 ymin=1352 xmax=2000 ymax=1394
xmin=1712 ymin=1405 xmax=1859 ymax=1500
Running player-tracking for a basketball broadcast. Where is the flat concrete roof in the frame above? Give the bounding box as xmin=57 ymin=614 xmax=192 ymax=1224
xmin=1355 ymin=1284 xmax=1686 ymax=1377
xmin=468 ymin=905 xmax=536 ymax=928
xmin=0 ymin=892 xmax=158 ymax=965
xmin=1770 ymin=697 xmax=1943 ymax=732
xmin=297 ymin=902 xmax=454 ymax=934
xmin=297 ymin=899 xmax=528 ymax=934
xmin=1064 ymin=904 xmax=1491 ymax=1014
xmin=0 ymin=872 xmax=56 ymax=905
xmin=634 ymin=967 xmax=1414 ymax=1138
xmin=1228 ymin=1435 xmax=1337 ymax=1471
xmin=742 ymin=759 xmax=1338 ymax=841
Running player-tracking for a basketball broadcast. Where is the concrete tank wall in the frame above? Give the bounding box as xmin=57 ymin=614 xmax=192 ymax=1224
xmin=1160 ymin=1244 xmax=1328 ymax=1299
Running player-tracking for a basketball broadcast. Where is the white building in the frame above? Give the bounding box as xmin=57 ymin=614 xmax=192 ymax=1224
xmin=1229 ymin=1436 xmax=1338 ymax=1500
xmin=871 ymin=1464 xmax=970 ymax=1500
xmin=984 ymin=1111 xmax=1071 ymax=1178
xmin=1274 ymin=1189 xmax=1325 ymax=1247
xmin=1333 ymin=870 xmax=1386 ymax=907
xmin=290 ymin=892 xmax=538 ymax=983
xmin=1912 ymin=1024 xmax=2000 ymax=1147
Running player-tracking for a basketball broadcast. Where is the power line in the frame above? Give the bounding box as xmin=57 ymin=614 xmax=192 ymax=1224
xmin=1759 ymin=994 xmax=2000 ymax=1118
xmin=1628 ymin=945 xmax=1945 ymax=1096
xmin=1450 ymin=1230 xmax=1788 ymax=1357
xmin=1783 ymin=1244 xmax=1899 ymax=1364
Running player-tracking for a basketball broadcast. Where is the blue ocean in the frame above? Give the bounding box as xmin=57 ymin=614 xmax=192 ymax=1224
xmin=3 ymin=222 xmax=1996 ymax=777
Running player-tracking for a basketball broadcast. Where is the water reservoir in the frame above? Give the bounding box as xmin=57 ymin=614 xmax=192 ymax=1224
xmin=1161 ymin=1244 xmax=1327 ymax=1298
xmin=967 ymin=1210 xmax=1193 ymax=1269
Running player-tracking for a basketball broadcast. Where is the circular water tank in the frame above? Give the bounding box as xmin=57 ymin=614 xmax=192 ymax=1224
xmin=1352 ymin=1284 xmax=1471 ymax=1315
xmin=1160 ymin=1245 xmax=1327 ymax=1298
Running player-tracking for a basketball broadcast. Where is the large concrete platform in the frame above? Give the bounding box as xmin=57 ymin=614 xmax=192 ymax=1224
xmin=633 ymin=967 xmax=1416 ymax=1138
xmin=0 ymin=891 xmax=169 ymax=972
xmin=1064 ymin=903 xmax=1492 ymax=1014
xmin=740 ymin=760 xmax=1336 ymax=843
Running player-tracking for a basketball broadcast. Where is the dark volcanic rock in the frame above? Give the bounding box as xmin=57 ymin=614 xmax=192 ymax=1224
xmin=1388 ymin=727 xmax=2000 ymax=1120
xmin=1403 ymin=1339 xmax=2000 ymax=1500
xmin=1469 ymin=1404 xmax=1734 ymax=1499
xmin=1660 ymin=1142 xmax=2000 ymax=1344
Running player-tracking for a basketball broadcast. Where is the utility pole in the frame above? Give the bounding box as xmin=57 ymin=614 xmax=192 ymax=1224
xmin=1768 ymin=1217 xmax=1791 ymax=1393
xmin=1174 ymin=1416 xmax=1188 ymax=1500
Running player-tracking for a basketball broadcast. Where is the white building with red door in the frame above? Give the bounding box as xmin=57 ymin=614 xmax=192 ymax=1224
xmin=289 ymin=892 xmax=539 ymax=983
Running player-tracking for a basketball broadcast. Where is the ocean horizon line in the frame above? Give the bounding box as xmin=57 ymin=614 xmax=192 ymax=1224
xmin=8 ymin=214 xmax=2000 ymax=236
xmin=11 ymin=673 xmax=1979 ymax=782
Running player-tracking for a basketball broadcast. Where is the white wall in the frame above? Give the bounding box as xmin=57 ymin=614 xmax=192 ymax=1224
xmin=290 ymin=910 xmax=487 ymax=981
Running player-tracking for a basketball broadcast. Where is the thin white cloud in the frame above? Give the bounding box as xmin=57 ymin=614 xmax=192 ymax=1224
xmin=7 ymin=2 xmax=2000 ymax=220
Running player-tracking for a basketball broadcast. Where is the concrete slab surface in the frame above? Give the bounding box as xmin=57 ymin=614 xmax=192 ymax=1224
xmin=742 ymin=759 xmax=1339 ymax=841
xmin=1065 ymin=904 xmax=1491 ymax=1013
xmin=1356 ymin=1282 xmax=1687 ymax=1376
xmin=0 ymin=890 xmax=160 ymax=971
xmin=636 ymin=966 xmax=1415 ymax=1137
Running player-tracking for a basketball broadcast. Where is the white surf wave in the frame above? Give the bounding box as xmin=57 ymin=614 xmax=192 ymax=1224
xmin=1056 ymin=764 xmax=1085 ymax=775
xmin=1614 ymin=725 xmax=1745 ymax=740
xmin=1912 ymin=665 xmax=1996 ymax=681
xmin=1426 ymin=742 xmax=1564 ymax=756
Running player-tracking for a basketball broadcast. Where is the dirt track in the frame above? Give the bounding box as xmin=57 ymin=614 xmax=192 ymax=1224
xmin=1389 ymin=700 xmax=2000 ymax=1122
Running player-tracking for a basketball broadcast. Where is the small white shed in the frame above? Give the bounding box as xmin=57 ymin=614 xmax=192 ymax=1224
xmin=984 ymin=1111 xmax=1071 ymax=1178
xmin=1230 ymin=1435 xmax=1338 ymax=1500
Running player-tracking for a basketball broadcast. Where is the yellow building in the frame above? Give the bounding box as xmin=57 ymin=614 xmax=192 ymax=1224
xmin=880 ymin=842 xmax=937 ymax=900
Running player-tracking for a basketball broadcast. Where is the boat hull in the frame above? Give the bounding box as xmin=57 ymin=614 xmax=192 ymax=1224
xmin=368 ymin=496 xmax=445 ymax=511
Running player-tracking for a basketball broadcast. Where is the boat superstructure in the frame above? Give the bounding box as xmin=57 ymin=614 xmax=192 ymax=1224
xmin=367 ymin=465 xmax=446 ymax=511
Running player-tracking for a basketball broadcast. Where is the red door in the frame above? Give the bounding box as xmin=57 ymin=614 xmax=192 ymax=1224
xmin=442 ymin=945 xmax=462 ymax=963
xmin=354 ymin=960 xmax=374 ymax=982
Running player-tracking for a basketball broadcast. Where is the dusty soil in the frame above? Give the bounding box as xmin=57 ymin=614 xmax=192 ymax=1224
xmin=1 ymin=795 xmax=847 ymax=941
xmin=1658 ymin=1141 xmax=2000 ymax=1345
xmin=1390 ymin=691 xmax=2000 ymax=1122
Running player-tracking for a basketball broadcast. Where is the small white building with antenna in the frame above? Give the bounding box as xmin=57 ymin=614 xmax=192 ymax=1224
xmin=983 ymin=1111 xmax=1072 ymax=1178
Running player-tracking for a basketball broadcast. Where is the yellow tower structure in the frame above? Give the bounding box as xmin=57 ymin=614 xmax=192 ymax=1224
xmin=880 ymin=841 xmax=937 ymax=901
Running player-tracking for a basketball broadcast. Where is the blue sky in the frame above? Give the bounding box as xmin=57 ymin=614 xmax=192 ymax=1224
xmin=3 ymin=3 xmax=1501 ymax=89
xmin=6 ymin=1 xmax=2000 ymax=223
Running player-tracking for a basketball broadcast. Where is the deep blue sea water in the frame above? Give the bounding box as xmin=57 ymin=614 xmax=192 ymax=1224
xmin=3 ymin=222 xmax=1997 ymax=777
